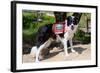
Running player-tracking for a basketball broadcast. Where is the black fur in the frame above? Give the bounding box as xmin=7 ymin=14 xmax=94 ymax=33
xmin=35 ymin=24 xmax=56 ymax=48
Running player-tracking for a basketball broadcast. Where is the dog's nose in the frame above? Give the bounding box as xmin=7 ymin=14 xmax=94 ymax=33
xmin=71 ymin=25 xmax=74 ymax=30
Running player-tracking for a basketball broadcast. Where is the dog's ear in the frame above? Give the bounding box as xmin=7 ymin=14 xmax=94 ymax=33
xmin=73 ymin=17 xmax=79 ymax=25
xmin=72 ymin=13 xmax=82 ymax=25
xmin=66 ymin=16 xmax=72 ymax=26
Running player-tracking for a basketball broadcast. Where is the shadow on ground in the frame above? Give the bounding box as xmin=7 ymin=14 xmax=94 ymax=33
xmin=41 ymin=47 xmax=87 ymax=61
xmin=73 ymin=47 xmax=87 ymax=54
xmin=67 ymin=47 xmax=87 ymax=54
xmin=41 ymin=50 xmax=63 ymax=61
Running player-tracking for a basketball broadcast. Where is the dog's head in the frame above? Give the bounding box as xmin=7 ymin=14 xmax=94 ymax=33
xmin=65 ymin=16 xmax=78 ymax=31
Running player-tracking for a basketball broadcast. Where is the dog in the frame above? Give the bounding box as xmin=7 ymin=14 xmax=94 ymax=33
xmin=30 ymin=16 xmax=79 ymax=62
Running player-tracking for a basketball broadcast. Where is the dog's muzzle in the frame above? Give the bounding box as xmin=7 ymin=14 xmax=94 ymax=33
xmin=71 ymin=25 xmax=74 ymax=30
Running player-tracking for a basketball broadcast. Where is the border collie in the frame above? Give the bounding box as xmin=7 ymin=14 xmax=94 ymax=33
xmin=30 ymin=16 xmax=79 ymax=62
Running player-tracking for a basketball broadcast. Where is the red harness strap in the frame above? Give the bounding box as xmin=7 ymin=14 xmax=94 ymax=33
xmin=52 ymin=22 xmax=66 ymax=34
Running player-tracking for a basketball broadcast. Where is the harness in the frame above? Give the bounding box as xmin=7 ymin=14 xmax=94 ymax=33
xmin=52 ymin=21 xmax=67 ymax=34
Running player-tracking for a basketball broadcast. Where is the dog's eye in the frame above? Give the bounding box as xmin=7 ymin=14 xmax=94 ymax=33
xmin=73 ymin=20 xmax=75 ymax=24
xmin=67 ymin=20 xmax=72 ymax=26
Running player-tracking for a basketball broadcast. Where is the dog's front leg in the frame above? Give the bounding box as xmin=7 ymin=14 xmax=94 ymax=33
xmin=57 ymin=35 xmax=69 ymax=57
xmin=69 ymin=39 xmax=76 ymax=52
xmin=63 ymin=38 xmax=69 ymax=57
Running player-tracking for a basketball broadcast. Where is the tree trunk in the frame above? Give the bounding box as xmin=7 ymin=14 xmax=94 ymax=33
xmin=54 ymin=12 xmax=66 ymax=22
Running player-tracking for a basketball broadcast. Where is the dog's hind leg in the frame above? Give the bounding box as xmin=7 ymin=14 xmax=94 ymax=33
xmin=35 ymin=44 xmax=45 ymax=62
xmin=35 ymin=38 xmax=53 ymax=62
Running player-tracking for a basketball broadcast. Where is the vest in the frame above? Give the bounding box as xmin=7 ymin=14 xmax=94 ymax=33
xmin=52 ymin=22 xmax=65 ymax=34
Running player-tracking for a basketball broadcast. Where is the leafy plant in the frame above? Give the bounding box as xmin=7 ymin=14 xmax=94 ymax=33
xmin=74 ymin=29 xmax=91 ymax=44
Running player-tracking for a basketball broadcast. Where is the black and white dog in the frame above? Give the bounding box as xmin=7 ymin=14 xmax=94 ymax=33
xmin=30 ymin=15 xmax=80 ymax=62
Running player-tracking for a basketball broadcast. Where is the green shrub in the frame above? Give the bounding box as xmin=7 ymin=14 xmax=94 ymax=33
xmin=74 ymin=29 xmax=91 ymax=44
xmin=22 ymin=11 xmax=56 ymax=45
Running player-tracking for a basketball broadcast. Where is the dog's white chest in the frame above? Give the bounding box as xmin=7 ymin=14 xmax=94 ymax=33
xmin=64 ymin=32 xmax=74 ymax=40
xmin=64 ymin=25 xmax=78 ymax=39
xmin=64 ymin=27 xmax=76 ymax=40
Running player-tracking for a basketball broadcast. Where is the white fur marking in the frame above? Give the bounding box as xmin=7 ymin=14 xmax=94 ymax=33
xmin=30 ymin=46 xmax=37 ymax=57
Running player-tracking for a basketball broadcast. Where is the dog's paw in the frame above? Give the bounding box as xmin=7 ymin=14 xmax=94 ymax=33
xmin=35 ymin=58 xmax=40 ymax=63
xmin=71 ymin=49 xmax=76 ymax=53
xmin=74 ymin=52 xmax=79 ymax=55
xmin=35 ymin=60 xmax=40 ymax=63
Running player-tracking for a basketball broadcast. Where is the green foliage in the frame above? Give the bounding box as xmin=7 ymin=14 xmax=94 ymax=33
xmin=23 ymin=14 xmax=36 ymax=29
xmin=22 ymin=11 xmax=55 ymax=44
xmin=74 ymin=29 xmax=91 ymax=44
xmin=23 ymin=32 xmax=36 ymax=45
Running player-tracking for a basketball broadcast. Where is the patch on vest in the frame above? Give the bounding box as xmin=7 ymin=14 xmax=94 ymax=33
xmin=52 ymin=22 xmax=65 ymax=34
